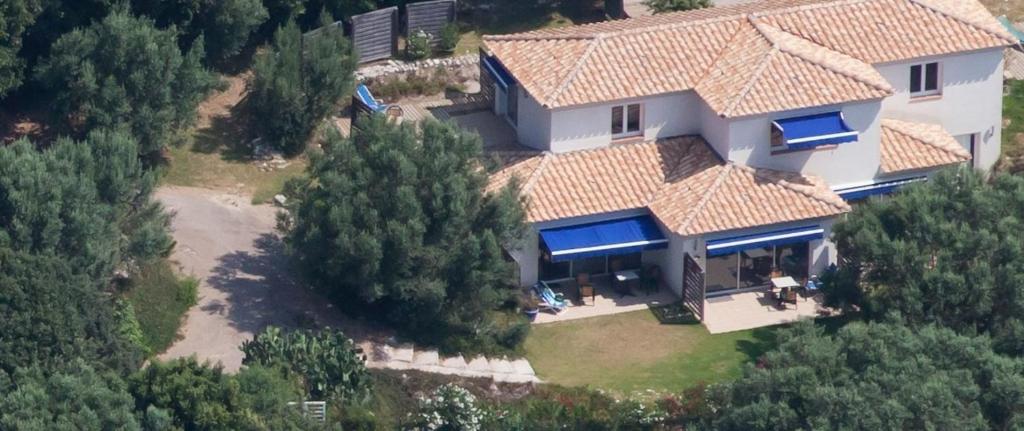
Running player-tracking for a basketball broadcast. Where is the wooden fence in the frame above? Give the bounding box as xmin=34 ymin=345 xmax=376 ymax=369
xmin=405 ymin=0 xmax=457 ymax=45
xmin=682 ymin=253 xmax=706 ymax=321
xmin=349 ymin=7 xmax=399 ymax=63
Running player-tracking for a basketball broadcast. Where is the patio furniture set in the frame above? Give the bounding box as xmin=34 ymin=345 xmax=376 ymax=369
xmin=765 ymin=274 xmax=820 ymax=310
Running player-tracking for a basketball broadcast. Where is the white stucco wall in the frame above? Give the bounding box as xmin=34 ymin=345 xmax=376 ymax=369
xmin=875 ymin=48 xmax=1004 ymax=171
xmin=514 ymin=88 xmax=552 ymax=151
xmin=698 ymin=99 xmax=730 ymax=160
xmin=725 ymin=101 xmax=883 ymax=186
xmin=548 ymin=92 xmax=702 ymax=153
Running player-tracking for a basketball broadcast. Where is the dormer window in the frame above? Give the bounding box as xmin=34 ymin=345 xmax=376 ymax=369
xmin=910 ymin=62 xmax=940 ymax=97
xmin=770 ymin=111 xmax=858 ymax=152
xmin=611 ymin=103 xmax=642 ymax=139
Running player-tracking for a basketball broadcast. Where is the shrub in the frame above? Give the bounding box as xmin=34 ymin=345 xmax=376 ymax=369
xmin=643 ymin=0 xmax=711 ymax=14
xmin=280 ymin=118 xmax=526 ymax=354
xmin=406 ymin=30 xmax=432 ymax=60
xmin=241 ymin=326 xmax=372 ymax=401
xmin=438 ymin=23 xmax=460 ymax=53
xmin=114 ymin=298 xmax=149 ymax=356
xmin=412 ymin=384 xmax=487 ymax=431
xmin=249 ymin=14 xmax=356 ymax=156
xmin=129 ymin=357 xmax=256 ymax=430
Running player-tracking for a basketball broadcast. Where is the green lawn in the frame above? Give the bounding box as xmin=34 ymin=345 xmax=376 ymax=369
xmin=123 ymin=260 xmax=198 ymax=355
xmin=524 ymin=307 xmax=784 ymax=394
xmin=1000 ymin=80 xmax=1024 ymax=173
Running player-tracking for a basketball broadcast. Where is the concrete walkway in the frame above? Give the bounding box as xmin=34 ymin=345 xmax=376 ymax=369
xmin=156 ymin=186 xmax=538 ymax=383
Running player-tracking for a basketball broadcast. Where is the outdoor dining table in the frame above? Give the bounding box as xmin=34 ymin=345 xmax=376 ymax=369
xmin=770 ymin=276 xmax=800 ymax=290
xmin=614 ymin=270 xmax=640 ymax=297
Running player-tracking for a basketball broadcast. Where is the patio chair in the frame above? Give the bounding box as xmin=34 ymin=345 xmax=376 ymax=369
xmin=533 ymin=281 xmax=569 ymax=313
xmin=575 ymin=273 xmax=595 ymax=306
xmin=352 ymin=84 xmax=403 ymax=120
xmin=779 ymin=287 xmax=798 ymax=309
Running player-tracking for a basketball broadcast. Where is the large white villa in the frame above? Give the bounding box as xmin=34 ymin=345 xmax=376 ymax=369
xmin=479 ymin=0 xmax=1012 ymax=322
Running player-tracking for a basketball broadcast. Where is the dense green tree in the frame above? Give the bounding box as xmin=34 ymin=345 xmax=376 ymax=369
xmin=249 ymin=14 xmax=356 ymax=155
xmin=35 ymin=9 xmax=218 ymax=158
xmin=0 ymin=0 xmax=42 ymax=97
xmin=132 ymin=0 xmax=268 ymax=65
xmin=0 ymin=360 xmax=144 ymax=430
xmin=643 ymin=0 xmax=711 ymax=14
xmin=241 ymin=326 xmax=371 ymax=401
xmin=130 ymin=358 xmax=256 ymax=431
xmin=0 ymin=250 xmax=142 ymax=374
xmin=280 ymin=117 xmax=526 ymax=350
xmin=710 ymin=322 xmax=1024 ymax=430
xmin=824 ymin=168 xmax=1024 ymax=354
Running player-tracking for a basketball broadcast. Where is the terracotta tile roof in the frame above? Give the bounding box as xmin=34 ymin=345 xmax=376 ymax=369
xmin=694 ymin=20 xmax=893 ymax=117
xmin=482 ymin=0 xmax=1011 ymax=112
xmin=488 ymin=137 xmax=850 ymax=236
xmin=879 ymin=118 xmax=970 ymax=173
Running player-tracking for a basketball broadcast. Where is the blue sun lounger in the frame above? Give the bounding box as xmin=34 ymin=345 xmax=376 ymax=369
xmin=355 ymin=84 xmax=388 ymax=113
xmin=533 ymin=281 xmax=569 ymax=313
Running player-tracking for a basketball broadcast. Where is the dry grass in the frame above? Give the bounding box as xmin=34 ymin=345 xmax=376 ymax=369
xmin=161 ymin=73 xmax=308 ymax=204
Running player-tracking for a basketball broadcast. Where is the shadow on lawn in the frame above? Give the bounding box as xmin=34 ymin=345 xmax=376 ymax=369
xmin=191 ymin=91 xmax=253 ymax=163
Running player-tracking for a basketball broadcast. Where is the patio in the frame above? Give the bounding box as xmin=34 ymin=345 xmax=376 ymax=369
xmin=702 ymin=290 xmax=835 ymax=334
xmin=532 ymin=277 xmax=678 ymax=324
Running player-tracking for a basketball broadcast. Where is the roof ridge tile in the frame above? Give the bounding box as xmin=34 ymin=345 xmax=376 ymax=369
xmin=673 ymin=164 xmax=736 ymax=234
xmin=908 ymin=0 xmax=1015 ymax=43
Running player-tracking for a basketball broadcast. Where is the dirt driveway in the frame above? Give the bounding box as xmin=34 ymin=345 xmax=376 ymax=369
xmin=156 ymin=186 xmax=380 ymax=371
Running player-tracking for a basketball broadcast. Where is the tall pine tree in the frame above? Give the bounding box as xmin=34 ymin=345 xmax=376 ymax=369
xmin=280 ymin=116 xmax=525 ymax=350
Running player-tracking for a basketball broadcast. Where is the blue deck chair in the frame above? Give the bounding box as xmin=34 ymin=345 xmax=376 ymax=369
xmin=533 ymin=281 xmax=569 ymax=313
xmin=355 ymin=84 xmax=388 ymax=113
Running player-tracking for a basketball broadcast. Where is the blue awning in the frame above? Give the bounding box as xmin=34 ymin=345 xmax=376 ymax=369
xmin=706 ymin=226 xmax=824 ymax=257
xmin=772 ymin=112 xmax=858 ymax=150
xmin=834 ymin=177 xmax=926 ymax=201
xmin=540 ymin=216 xmax=668 ymax=262
xmin=482 ymin=56 xmax=513 ymax=91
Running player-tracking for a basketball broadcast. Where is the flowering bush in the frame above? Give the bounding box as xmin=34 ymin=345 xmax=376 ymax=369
xmin=612 ymin=398 xmax=668 ymax=428
xmin=412 ymin=384 xmax=486 ymax=430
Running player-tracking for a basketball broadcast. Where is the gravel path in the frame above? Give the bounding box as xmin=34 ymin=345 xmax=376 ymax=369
xmin=154 ymin=186 xmax=539 ymax=382
xmin=156 ymin=186 xmax=369 ymax=371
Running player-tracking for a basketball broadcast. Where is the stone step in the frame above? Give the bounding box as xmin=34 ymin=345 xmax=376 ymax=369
xmin=510 ymin=358 xmax=535 ymax=376
xmin=440 ymin=354 xmax=468 ymax=370
xmin=390 ymin=343 xmax=415 ymax=363
xmin=466 ymin=356 xmax=491 ymax=373
xmin=412 ymin=349 xmax=440 ymax=367
xmin=488 ymin=357 xmax=515 ymax=374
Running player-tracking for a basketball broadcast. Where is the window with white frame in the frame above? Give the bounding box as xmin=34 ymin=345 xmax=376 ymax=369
xmin=910 ymin=62 xmax=940 ymax=97
xmin=611 ymin=103 xmax=642 ymax=138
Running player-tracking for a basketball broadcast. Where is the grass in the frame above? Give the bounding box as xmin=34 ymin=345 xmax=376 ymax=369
xmin=524 ymin=306 xmax=785 ymax=394
xmin=161 ymin=74 xmax=308 ymax=204
xmin=163 ymin=144 xmax=307 ymax=204
xmin=981 ymin=0 xmax=1024 ymax=21
xmin=1000 ymin=80 xmax=1024 ymax=173
xmin=123 ymin=260 xmax=198 ymax=355
xmin=453 ymin=0 xmax=607 ymax=54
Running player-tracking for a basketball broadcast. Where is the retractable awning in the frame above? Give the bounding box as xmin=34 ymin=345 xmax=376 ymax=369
xmin=772 ymin=112 xmax=858 ymax=150
xmin=834 ymin=177 xmax=926 ymax=201
xmin=706 ymin=226 xmax=824 ymax=257
xmin=482 ymin=56 xmax=513 ymax=91
xmin=540 ymin=215 xmax=668 ymax=263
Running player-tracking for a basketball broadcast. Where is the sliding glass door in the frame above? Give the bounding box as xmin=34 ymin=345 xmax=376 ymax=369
xmin=704 ymin=243 xmax=810 ymax=295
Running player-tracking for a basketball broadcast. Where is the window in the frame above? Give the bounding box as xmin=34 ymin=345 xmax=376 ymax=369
xmin=611 ymin=103 xmax=642 ymax=138
xmin=910 ymin=62 xmax=940 ymax=97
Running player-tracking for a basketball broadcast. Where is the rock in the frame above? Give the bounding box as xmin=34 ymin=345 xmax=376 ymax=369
xmin=273 ymin=194 xmax=287 ymax=206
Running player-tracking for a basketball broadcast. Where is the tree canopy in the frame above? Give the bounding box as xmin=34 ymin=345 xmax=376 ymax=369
xmin=281 ymin=116 xmax=526 ymax=351
xmin=643 ymin=0 xmax=711 ymax=14
xmin=34 ymin=9 xmax=217 ymax=158
xmin=131 ymin=0 xmax=269 ymax=65
xmin=711 ymin=321 xmax=1024 ymax=430
xmin=249 ymin=15 xmax=356 ymax=155
xmin=824 ymin=168 xmax=1024 ymax=354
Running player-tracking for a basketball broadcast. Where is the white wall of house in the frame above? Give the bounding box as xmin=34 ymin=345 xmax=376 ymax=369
xmin=698 ymin=99 xmax=731 ymax=159
xmin=875 ymin=48 xmax=1004 ymax=171
xmin=547 ymin=92 xmax=702 ymax=153
xmin=725 ymin=100 xmax=883 ymax=186
xmin=514 ymin=89 xmax=552 ymax=151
